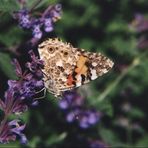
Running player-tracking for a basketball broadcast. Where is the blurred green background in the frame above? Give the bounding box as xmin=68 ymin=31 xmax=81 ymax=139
xmin=0 ymin=0 xmax=148 ymax=147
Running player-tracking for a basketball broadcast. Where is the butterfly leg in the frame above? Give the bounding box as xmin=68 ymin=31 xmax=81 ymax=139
xmin=34 ymin=87 xmax=47 ymax=100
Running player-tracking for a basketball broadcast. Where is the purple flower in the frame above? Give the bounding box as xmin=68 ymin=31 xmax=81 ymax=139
xmin=8 ymin=76 xmax=36 ymax=100
xmin=44 ymin=17 xmax=53 ymax=32
xmin=59 ymin=91 xmax=84 ymax=109
xmin=79 ymin=110 xmax=101 ymax=129
xmin=50 ymin=4 xmax=62 ymax=22
xmin=59 ymin=99 xmax=69 ymax=109
xmin=8 ymin=57 xmax=44 ymax=102
xmin=0 ymin=50 xmax=44 ymax=115
xmin=32 ymin=23 xmax=43 ymax=39
xmin=134 ymin=14 xmax=148 ymax=32
xmin=137 ymin=36 xmax=148 ymax=49
xmin=55 ymin=4 xmax=62 ymax=12
xmin=66 ymin=109 xmax=101 ymax=129
xmin=0 ymin=35 xmax=44 ymax=144
xmin=0 ymin=89 xmax=28 ymax=115
xmin=0 ymin=120 xmax=27 ymax=144
xmin=59 ymin=91 xmax=102 ymax=129
xmin=26 ymin=50 xmax=44 ymax=75
xmin=129 ymin=14 xmax=148 ymax=32
xmin=66 ymin=111 xmax=76 ymax=123
xmin=13 ymin=4 xmax=62 ymax=39
xmin=0 ymin=50 xmax=44 ymax=144
xmin=129 ymin=14 xmax=148 ymax=49
xmin=14 ymin=9 xmax=31 ymax=29
xmin=20 ymin=13 xmax=31 ymax=29
xmin=66 ymin=109 xmax=80 ymax=123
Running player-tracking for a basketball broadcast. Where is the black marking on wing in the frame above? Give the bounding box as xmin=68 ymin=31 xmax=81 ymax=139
xmin=58 ymin=66 xmax=65 ymax=72
xmin=72 ymin=71 xmax=77 ymax=81
xmin=81 ymin=74 xmax=86 ymax=84
xmin=85 ymin=60 xmax=94 ymax=81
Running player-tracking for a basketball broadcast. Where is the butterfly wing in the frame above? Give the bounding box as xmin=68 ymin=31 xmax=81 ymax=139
xmin=66 ymin=50 xmax=114 ymax=88
xmin=38 ymin=38 xmax=80 ymax=96
xmin=38 ymin=38 xmax=114 ymax=97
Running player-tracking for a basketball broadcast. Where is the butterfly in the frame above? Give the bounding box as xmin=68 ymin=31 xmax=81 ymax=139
xmin=38 ymin=38 xmax=114 ymax=97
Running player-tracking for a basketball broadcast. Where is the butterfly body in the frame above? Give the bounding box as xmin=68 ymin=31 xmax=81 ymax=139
xmin=38 ymin=38 xmax=114 ymax=97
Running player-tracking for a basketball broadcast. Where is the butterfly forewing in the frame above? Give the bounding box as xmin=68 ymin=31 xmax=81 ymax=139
xmin=38 ymin=38 xmax=114 ymax=97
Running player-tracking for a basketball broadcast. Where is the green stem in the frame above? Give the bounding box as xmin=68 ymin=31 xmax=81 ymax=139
xmin=0 ymin=114 xmax=8 ymax=134
xmin=126 ymin=120 xmax=132 ymax=146
xmin=91 ymin=53 xmax=146 ymax=105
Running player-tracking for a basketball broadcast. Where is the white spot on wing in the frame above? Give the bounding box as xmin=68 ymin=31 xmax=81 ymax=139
xmin=76 ymin=75 xmax=82 ymax=87
xmin=102 ymin=69 xmax=108 ymax=73
xmin=56 ymin=60 xmax=63 ymax=66
xmin=61 ymin=77 xmax=67 ymax=82
xmin=90 ymin=69 xmax=98 ymax=80
xmin=92 ymin=62 xmax=97 ymax=67
xmin=107 ymin=59 xmax=114 ymax=67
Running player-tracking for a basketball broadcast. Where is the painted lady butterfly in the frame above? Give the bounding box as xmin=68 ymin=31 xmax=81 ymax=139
xmin=38 ymin=38 xmax=114 ymax=97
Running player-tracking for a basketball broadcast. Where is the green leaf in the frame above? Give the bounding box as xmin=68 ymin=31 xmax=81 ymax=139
xmin=135 ymin=135 xmax=148 ymax=147
xmin=106 ymin=20 xmax=128 ymax=32
xmin=26 ymin=0 xmax=59 ymax=10
xmin=99 ymin=128 xmax=120 ymax=145
xmin=89 ymin=94 xmax=113 ymax=117
xmin=0 ymin=0 xmax=19 ymax=12
xmin=0 ymin=52 xmax=17 ymax=79
xmin=79 ymin=38 xmax=94 ymax=50
xmin=45 ymin=132 xmax=67 ymax=146
xmin=28 ymin=136 xmax=41 ymax=148
xmin=129 ymin=107 xmax=145 ymax=119
xmin=0 ymin=142 xmax=19 ymax=147
xmin=0 ymin=26 xmax=25 ymax=47
xmin=112 ymin=37 xmax=137 ymax=56
xmin=98 ymin=100 xmax=113 ymax=117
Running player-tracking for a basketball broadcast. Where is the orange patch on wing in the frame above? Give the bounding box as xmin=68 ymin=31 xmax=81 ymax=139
xmin=75 ymin=56 xmax=88 ymax=75
xmin=67 ymin=56 xmax=89 ymax=86
xmin=67 ymin=74 xmax=74 ymax=86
